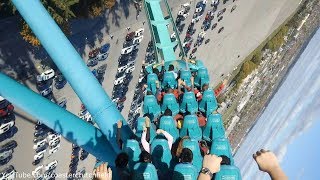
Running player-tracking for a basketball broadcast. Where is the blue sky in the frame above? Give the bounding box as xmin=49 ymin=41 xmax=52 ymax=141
xmin=282 ymin=120 xmax=320 ymax=179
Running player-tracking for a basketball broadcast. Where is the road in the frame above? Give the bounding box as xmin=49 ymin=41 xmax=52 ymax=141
xmin=0 ymin=0 xmax=302 ymax=178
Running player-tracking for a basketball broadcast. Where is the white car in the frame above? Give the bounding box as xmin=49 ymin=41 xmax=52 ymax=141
xmin=195 ymin=7 xmax=202 ymax=13
xmin=33 ymin=139 xmax=47 ymax=149
xmin=198 ymin=32 xmax=206 ymax=38
xmin=49 ymin=137 xmax=60 ymax=147
xmin=49 ymin=144 xmax=60 ymax=155
xmin=125 ymin=66 xmax=135 ymax=74
xmin=181 ymin=3 xmax=190 ymax=9
xmin=170 ymin=33 xmax=176 ymax=39
xmin=45 ymin=160 xmax=58 ymax=171
xmin=121 ymin=46 xmax=133 ymax=55
xmin=32 ymin=165 xmax=43 ymax=177
xmin=34 ymin=150 xmax=45 ymax=161
xmin=117 ymin=65 xmax=128 ymax=73
xmin=133 ymin=35 xmax=143 ymax=44
xmin=0 ymin=166 xmax=16 ymax=180
xmin=202 ymin=0 xmax=208 ymax=4
xmin=211 ymin=0 xmax=219 ymax=6
xmin=114 ymin=76 xmax=125 ymax=85
xmin=134 ymin=106 xmax=142 ymax=114
xmin=177 ymin=9 xmax=185 ymax=16
xmin=47 ymin=133 xmax=61 ymax=141
xmin=0 ymin=121 xmax=14 ymax=135
xmin=112 ymin=98 xmax=119 ymax=103
xmin=36 ymin=69 xmax=55 ymax=82
xmin=135 ymin=28 xmax=144 ymax=37
xmin=0 ymin=150 xmax=12 ymax=161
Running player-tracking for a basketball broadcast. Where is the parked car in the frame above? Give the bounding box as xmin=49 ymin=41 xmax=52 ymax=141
xmin=88 ymin=49 xmax=100 ymax=61
xmin=54 ymin=74 xmax=67 ymax=89
xmin=218 ymin=16 xmax=223 ymax=22
xmin=48 ymin=133 xmax=61 ymax=141
xmin=135 ymin=28 xmax=144 ymax=37
xmin=126 ymin=32 xmax=135 ymax=41
xmin=35 ymin=124 xmax=49 ymax=131
xmin=0 ymin=149 xmax=13 ymax=165
xmin=99 ymin=43 xmax=110 ymax=61
xmin=0 ymin=140 xmax=17 ymax=153
xmin=32 ymin=165 xmax=43 ymax=177
xmin=0 ymin=97 xmax=14 ymax=118
xmin=35 ymin=143 xmax=47 ymax=153
xmin=114 ymin=76 xmax=125 ymax=85
xmin=34 ymin=128 xmax=49 ymax=137
xmin=34 ymin=150 xmax=46 ymax=161
xmin=231 ymin=5 xmax=237 ymax=12
xmin=37 ymin=69 xmax=55 ymax=82
xmin=49 ymin=144 xmax=60 ymax=155
xmin=57 ymin=97 xmax=67 ymax=109
xmin=121 ymin=46 xmax=134 ymax=55
xmin=33 ymin=139 xmax=47 ymax=150
xmin=80 ymin=150 xmax=89 ymax=160
xmin=218 ymin=26 xmax=224 ymax=33
xmin=45 ymin=160 xmax=58 ymax=171
xmin=0 ymin=120 xmax=14 ymax=135
xmin=125 ymin=66 xmax=135 ymax=74
xmin=133 ymin=35 xmax=143 ymax=44
xmin=211 ymin=22 xmax=217 ymax=30
xmin=0 ymin=165 xmax=16 ymax=180
xmin=87 ymin=59 xmax=98 ymax=67
xmin=33 ymin=135 xmax=47 ymax=144
xmin=211 ymin=0 xmax=219 ymax=6
xmin=49 ymin=137 xmax=60 ymax=148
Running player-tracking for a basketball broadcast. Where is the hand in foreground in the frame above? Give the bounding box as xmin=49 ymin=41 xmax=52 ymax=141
xmin=156 ymin=129 xmax=164 ymax=134
xmin=117 ymin=120 xmax=122 ymax=128
xmin=93 ymin=163 xmax=112 ymax=180
xmin=145 ymin=117 xmax=150 ymax=128
xmin=202 ymin=154 xmax=222 ymax=174
xmin=253 ymin=149 xmax=288 ymax=180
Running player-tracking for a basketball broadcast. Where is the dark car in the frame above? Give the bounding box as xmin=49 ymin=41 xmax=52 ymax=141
xmin=218 ymin=26 xmax=224 ymax=33
xmin=119 ymin=60 xmax=128 ymax=67
xmin=97 ymin=64 xmax=107 ymax=74
xmin=211 ymin=23 xmax=217 ymax=30
xmin=54 ymin=75 xmax=67 ymax=89
xmin=0 ymin=99 xmax=14 ymax=118
xmin=123 ymin=40 xmax=134 ymax=48
xmin=0 ymin=114 xmax=15 ymax=125
xmin=88 ymin=49 xmax=99 ymax=59
xmin=34 ymin=129 xmax=49 ymax=137
xmin=35 ymin=124 xmax=49 ymax=131
xmin=231 ymin=5 xmax=237 ymax=12
xmin=100 ymin=43 xmax=110 ymax=54
xmin=71 ymin=157 xmax=79 ymax=165
xmin=218 ymin=16 xmax=223 ymax=22
xmin=0 ymin=140 xmax=17 ymax=153
xmin=32 ymin=159 xmax=42 ymax=166
xmin=87 ymin=59 xmax=98 ymax=67
xmin=80 ymin=150 xmax=89 ymax=160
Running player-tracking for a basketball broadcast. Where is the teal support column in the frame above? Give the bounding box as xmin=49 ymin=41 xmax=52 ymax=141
xmin=11 ymin=0 xmax=133 ymax=153
xmin=0 ymin=73 xmax=117 ymax=166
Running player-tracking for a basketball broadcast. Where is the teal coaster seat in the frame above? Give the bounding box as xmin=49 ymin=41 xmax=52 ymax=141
xmin=135 ymin=117 xmax=157 ymax=141
xmin=199 ymin=89 xmax=218 ymax=114
xmin=133 ymin=162 xmax=159 ymax=180
xmin=180 ymin=115 xmax=202 ymax=141
xmin=124 ymin=139 xmax=141 ymax=170
xmin=147 ymin=73 xmax=159 ymax=95
xmin=143 ymin=95 xmax=161 ymax=120
xmin=180 ymin=92 xmax=198 ymax=114
xmin=151 ymin=139 xmax=173 ymax=173
xmin=180 ymin=69 xmax=192 ymax=87
xmin=194 ymin=67 xmax=209 ymax=88
xmin=202 ymin=113 xmax=225 ymax=142
xmin=161 ymin=93 xmax=180 ymax=116
xmin=182 ymin=139 xmax=203 ymax=172
xmin=159 ymin=116 xmax=179 ymax=142
xmin=210 ymin=138 xmax=234 ymax=165
xmin=162 ymin=72 xmax=177 ymax=89
xmin=214 ymin=165 xmax=242 ymax=180
xmin=173 ymin=163 xmax=198 ymax=180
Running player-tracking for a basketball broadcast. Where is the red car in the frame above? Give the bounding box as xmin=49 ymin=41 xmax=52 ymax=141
xmin=0 ymin=98 xmax=14 ymax=117
xmin=88 ymin=48 xmax=100 ymax=58
xmin=126 ymin=32 xmax=135 ymax=41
